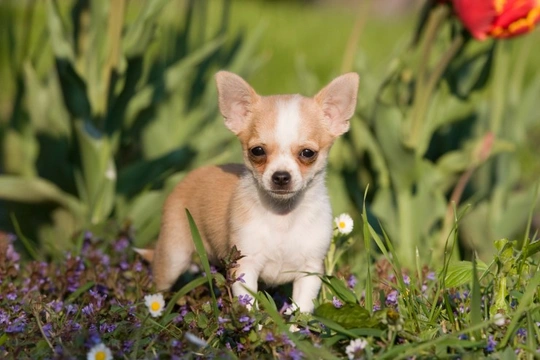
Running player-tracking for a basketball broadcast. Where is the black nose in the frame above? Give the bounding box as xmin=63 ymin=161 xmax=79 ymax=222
xmin=272 ymin=171 xmax=291 ymax=186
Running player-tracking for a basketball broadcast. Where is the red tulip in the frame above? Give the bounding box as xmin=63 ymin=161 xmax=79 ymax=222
xmin=452 ymin=0 xmax=540 ymax=40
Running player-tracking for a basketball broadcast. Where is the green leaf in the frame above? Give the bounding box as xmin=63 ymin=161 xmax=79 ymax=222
xmin=0 ymin=176 xmax=85 ymax=218
xmin=314 ymin=303 xmax=380 ymax=329
xmin=122 ymin=0 xmax=170 ymax=57
xmin=320 ymin=276 xmax=357 ymax=304
xmin=441 ymin=260 xmax=488 ymax=288
xmin=46 ymin=0 xmax=75 ymax=61
xmin=74 ymin=121 xmax=116 ymax=224
xmin=117 ymin=148 xmax=195 ymax=197
xmin=186 ymin=209 xmax=219 ymax=319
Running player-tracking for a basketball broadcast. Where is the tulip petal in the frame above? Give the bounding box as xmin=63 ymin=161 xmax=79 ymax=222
xmin=452 ymin=0 xmax=498 ymax=39
xmin=490 ymin=0 xmax=540 ymax=37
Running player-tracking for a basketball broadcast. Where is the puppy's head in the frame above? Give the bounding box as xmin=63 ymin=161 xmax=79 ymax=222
xmin=215 ymin=71 xmax=359 ymax=200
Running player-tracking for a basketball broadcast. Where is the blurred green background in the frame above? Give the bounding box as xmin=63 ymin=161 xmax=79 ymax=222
xmin=1 ymin=0 xmax=539 ymax=269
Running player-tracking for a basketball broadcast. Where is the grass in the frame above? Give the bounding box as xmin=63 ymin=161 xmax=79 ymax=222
xmin=1 ymin=212 xmax=539 ymax=358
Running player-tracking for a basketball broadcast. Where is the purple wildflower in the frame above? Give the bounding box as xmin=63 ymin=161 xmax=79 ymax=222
xmin=281 ymin=334 xmax=295 ymax=347
xmin=67 ymin=320 xmax=81 ymax=331
xmin=238 ymin=294 xmax=253 ymax=307
xmin=85 ymin=330 xmax=101 ymax=348
xmin=123 ymin=340 xmax=135 ymax=353
xmin=114 ymin=237 xmax=129 ymax=252
xmin=82 ymin=304 xmax=95 ymax=317
xmin=372 ymin=304 xmax=381 ymax=312
xmin=6 ymin=243 xmax=20 ymax=264
xmin=426 ymin=271 xmax=436 ymax=281
xmin=265 ymin=333 xmax=275 ymax=342
xmin=42 ymin=323 xmax=53 ymax=337
xmin=0 ymin=310 xmax=9 ymax=324
xmin=236 ymin=273 xmax=246 ymax=283
xmin=332 ymin=296 xmax=343 ymax=309
xmin=402 ymin=275 xmax=410 ymax=286
xmin=288 ymin=348 xmax=304 ymax=360
xmin=237 ymin=343 xmax=245 ymax=351
xmin=299 ymin=328 xmax=311 ymax=336
xmin=65 ymin=304 xmax=78 ymax=316
xmin=486 ymin=335 xmax=497 ymax=353
xmin=6 ymin=292 xmax=16 ymax=301
xmin=386 ymin=290 xmax=398 ymax=306
xmin=174 ymin=307 xmax=189 ymax=323
xmin=134 ymin=261 xmax=143 ymax=272
xmin=48 ymin=300 xmax=63 ymax=313
xmin=99 ymin=322 xmax=117 ymax=333
xmin=347 ymin=274 xmax=357 ymax=289
xmin=239 ymin=315 xmax=254 ymax=332
xmin=119 ymin=260 xmax=129 ymax=270
xmin=5 ymin=320 xmax=25 ymax=333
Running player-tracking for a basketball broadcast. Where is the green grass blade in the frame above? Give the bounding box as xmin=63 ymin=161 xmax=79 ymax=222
xmin=65 ymin=281 xmax=95 ymax=303
xmin=362 ymin=186 xmax=373 ymax=313
xmin=10 ymin=214 xmax=39 ymax=261
xmin=162 ymin=276 xmax=208 ymax=319
xmin=469 ymin=255 xmax=482 ymax=340
xmin=186 ymin=209 xmax=219 ymax=319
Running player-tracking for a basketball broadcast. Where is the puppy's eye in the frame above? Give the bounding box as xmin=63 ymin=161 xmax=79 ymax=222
xmin=300 ymin=149 xmax=316 ymax=158
xmin=250 ymin=146 xmax=266 ymax=157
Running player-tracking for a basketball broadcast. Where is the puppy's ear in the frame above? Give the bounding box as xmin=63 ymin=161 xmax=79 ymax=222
xmin=215 ymin=71 xmax=260 ymax=135
xmin=315 ymin=73 xmax=359 ymax=137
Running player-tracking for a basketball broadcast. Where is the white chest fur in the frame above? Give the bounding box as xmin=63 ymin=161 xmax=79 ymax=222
xmin=231 ymin=175 xmax=333 ymax=286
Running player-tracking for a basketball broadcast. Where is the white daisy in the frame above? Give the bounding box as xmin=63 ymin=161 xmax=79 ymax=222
xmin=87 ymin=343 xmax=112 ymax=360
xmin=345 ymin=338 xmax=368 ymax=360
xmin=335 ymin=213 xmax=354 ymax=235
xmin=144 ymin=293 xmax=165 ymax=317
xmin=493 ymin=313 xmax=506 ymax=327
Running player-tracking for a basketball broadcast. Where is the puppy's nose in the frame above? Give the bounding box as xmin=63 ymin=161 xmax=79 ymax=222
xmin=272 ymin=171 xmax=291 ymax=186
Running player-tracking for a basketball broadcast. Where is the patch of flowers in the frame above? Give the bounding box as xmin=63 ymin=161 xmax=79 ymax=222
xmin=0 ymin=231 xmax=319 ymax=358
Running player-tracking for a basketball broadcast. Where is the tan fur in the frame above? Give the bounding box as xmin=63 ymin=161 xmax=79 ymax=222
xmin=152 ymin=164 xmax=245 ymax=290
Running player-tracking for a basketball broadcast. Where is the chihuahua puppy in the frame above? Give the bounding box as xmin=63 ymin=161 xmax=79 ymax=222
xmin=142 ymin=71 xmax=359 ymax=313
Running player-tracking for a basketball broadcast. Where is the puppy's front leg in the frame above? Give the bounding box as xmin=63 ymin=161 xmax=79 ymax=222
xmin=292 ymin=269 xmax=323 ymax=313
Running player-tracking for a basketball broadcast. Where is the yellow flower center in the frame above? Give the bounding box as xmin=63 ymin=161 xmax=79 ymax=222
xmin=95 ymin=351 xmax=106 ymax=360
xmin=339 ymin=221 xmax=346 ymax=228
xmin=151 ymin=301 xmax=161 ymax=311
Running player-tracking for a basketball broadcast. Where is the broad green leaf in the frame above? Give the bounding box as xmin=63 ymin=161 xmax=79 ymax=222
xmin=46 ymin=0 xmax=75 ymax=61
xmin=75 ymin=120 xmax=116 ymax=224
xmin=122 ymin=0 xmax=169 ymax=57
xmin=2 ymin=128 xmax=38 ymax=177
xmin=0 ymin=176 xmax=85 ymax=218
xmin=117 ymin=148 xmax=194 ymax=196
xmin=441 ymin=260 xmax=489 ymax=288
